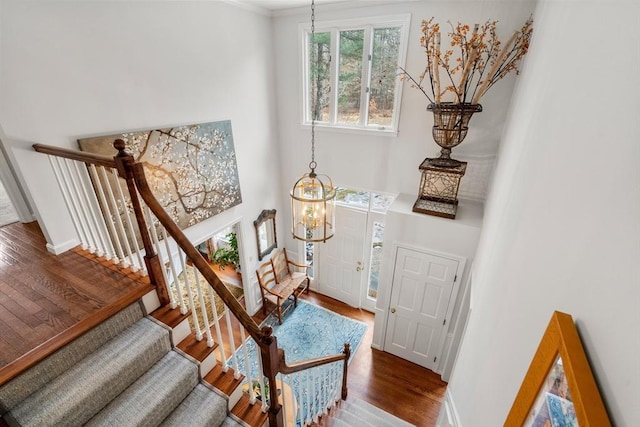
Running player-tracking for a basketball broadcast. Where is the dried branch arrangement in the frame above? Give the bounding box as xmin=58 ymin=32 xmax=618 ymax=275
xmin=400 ymin=17 xmax=533 ymax=105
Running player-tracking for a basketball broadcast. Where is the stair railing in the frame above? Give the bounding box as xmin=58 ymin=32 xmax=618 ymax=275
xmin=33 ymin=140 xmax=351 ymax=426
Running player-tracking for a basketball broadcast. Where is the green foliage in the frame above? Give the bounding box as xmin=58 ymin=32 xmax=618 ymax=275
xmin=211 ymin=232 xmax=240 ymax=270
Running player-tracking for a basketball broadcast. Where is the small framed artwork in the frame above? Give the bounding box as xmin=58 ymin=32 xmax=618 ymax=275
xmin=505 ymin=311 xmax=611 ymax=427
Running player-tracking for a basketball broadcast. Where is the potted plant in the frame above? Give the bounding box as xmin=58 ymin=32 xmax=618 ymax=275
xmin=211 ymin=232 xmax=240 ymax=271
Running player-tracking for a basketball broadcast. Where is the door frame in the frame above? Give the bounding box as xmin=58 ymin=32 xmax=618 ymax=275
xmin=381 ymin=241 xmax=466 ymax=374
xmin=360 ymin=210 xmax=386 ymax=312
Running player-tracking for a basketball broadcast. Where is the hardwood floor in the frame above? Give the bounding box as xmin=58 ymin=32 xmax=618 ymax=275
xmin=293 ymin=292 xmax=447 ymax=427
xmin=0 ymin=221 xmax=446 ymax=426
xmin=0 ymin=222 xmax=152 ymax=371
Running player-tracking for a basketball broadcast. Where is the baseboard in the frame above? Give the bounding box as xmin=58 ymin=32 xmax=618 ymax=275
xmin=46 ymin=238 xmax=80 ymax=255
xmin=436 ymin=389 xmax=461 ymax=427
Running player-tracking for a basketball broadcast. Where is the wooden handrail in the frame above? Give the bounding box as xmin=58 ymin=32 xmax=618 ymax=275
xmin=124 ymin=151 xmax=264 ymax=341
xmin=279 ymin=342 xmax=350 ymax=401
xmin=33 ymin=143 xmax=117 ymax=169
xmin=279 ymin=346 xmax=348 ymax=375
xmin=34 ymin=139 xmax=355 ymax=426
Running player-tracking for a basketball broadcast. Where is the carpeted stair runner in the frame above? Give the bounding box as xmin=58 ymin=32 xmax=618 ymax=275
xmin=329 ymin=397 xmax=415 ymax=427
xmin=0 ymin=302 xmax=241 ymax=427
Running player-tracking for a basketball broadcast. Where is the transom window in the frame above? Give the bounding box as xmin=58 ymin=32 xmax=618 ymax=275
xmin=301 ymin=15 xmax=410 ymax=133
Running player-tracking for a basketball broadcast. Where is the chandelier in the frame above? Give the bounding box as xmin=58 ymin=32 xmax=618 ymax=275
xmin=291 ymin=0 xmax=335 ymax=243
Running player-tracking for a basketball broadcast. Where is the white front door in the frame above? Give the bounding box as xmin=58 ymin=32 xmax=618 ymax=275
xmin=317 ymin=206 xmax=367 ymax=307
xmin=384 ymin=247 xmax=458 ymax=371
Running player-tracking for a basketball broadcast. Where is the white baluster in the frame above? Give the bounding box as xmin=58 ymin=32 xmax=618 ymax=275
xmin=207 ymin=283 xmax=228 ymax=356
xmin=90 ymin=165 xmax=122 ymax=263
xmin=71 ymin=160 xmax=110 ymax=257
xmin=48 ymin=156 xmax=88 ymax=249
xmin=102 ymin=168 xmax=131 ymax=268
xmin=192 ymin=262 xmax=214 ymax=346
xmin=311 ymin=367 xmax=318 ymax=423
xmin=61 ymin=158 xmax=101 ymax=256
xmin=322 ymin=365 xmax=329 ymax=414
xmin=178 ymin=253 xmax=203 ymax=340
xmin=63 ymin=159 xmax=98 ymax=253
xmin=296 ymin=371 xmax=304 ymax=427
xmin=305 ymin=369 xmax=312 ymax=425
xmin=331 ymin=363 xmax=342 ymax=406
xmin=255 ymin=346 xmax=268 ymax=412
xmin=278 ymin=373 xmax=288 ymax=425
xmin=57 ymin=157 xmax=96 ymax=251
xmin=223 ymin=309 xmax=237 ymax=376
xmin=112 ymin=169 xmax=144 ymax=272
xmin=161 ymin=228 xmax=186 ymax=312
xmin=144 ymin=206 xmax=175 ymax=308
xmin=240 ymin=327 xmax=255 ymax=404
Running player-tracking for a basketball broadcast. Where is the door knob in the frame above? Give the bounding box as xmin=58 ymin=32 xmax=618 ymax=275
xmin=356 ymin=261 xmax=362 ymax=272
xmin=390 ymin=307 xmax=396 ymax=313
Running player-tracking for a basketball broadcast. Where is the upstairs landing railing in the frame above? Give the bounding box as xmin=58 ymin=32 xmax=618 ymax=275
xmin=33 ymin=140 xmax=351 ymax=426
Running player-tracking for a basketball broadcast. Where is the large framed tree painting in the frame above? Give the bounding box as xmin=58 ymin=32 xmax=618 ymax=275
xmin=78 ymin=121 xmax=242 ymax=229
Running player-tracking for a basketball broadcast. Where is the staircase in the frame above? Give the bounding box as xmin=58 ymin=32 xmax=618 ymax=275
xmin=0 ymin=301 xmax=246 ymax=427
xmin=326 ymin=398 xmax=415 ymax=427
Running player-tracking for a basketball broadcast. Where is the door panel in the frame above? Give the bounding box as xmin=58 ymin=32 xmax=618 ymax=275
xmin=384 ymin=247 xmax=458 ymax=370
xmin=317 ymin=206 xmax=367 ymax=307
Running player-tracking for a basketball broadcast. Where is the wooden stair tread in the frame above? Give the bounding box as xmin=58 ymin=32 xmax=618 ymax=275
xmin=203 ymin=364 xmax=244 ymax=396
xmin=70 ymin=247 xmax=151 ymax=284
xmin=0 ymin=285 xmax=154 ymax=385
xmin=177 ymin=333 xmax=218 ymax=362
xmin=150 ymin=306 xmax=190 ymax=328
xmin=231 ymin=393 xmax=268 ymax=427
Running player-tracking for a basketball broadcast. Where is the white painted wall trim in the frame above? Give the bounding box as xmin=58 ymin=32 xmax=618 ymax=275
xmin=440 ymin=271 xmax=472 ymax=382
xmin=436 ymin=389 xmax=461 ymax=427
xmin=46 ymin=238 xmax=80 ymax=255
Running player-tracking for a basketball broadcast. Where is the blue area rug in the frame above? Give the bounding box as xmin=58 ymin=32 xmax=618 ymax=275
xmin=227 ymin=300 xmax=367 ymax=424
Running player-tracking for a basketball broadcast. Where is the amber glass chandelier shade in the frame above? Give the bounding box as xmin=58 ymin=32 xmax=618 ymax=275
xmin=291 ymin=171 xmax=336 ymax=242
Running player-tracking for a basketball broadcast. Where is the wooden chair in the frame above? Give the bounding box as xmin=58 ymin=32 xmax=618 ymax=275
xmin=256 ymin=248 xmax=310 ymax=324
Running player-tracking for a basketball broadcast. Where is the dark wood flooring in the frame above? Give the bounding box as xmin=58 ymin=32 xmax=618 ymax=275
xmin=0 ymin=221 xmax=446 ymax=426
xmin=0 ymin=222 xmax=152 ymax=374
xmin=296 ymin=293 xmax=447 ymax=427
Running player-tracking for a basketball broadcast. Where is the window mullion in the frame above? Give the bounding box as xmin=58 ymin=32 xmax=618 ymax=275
xmin=304 ymin=29 xmax=312 ymax=124
xmin=360 ymin=26 xmax=373 ymax=127
xmin=329 ymin=28 xmax=339 ymax=125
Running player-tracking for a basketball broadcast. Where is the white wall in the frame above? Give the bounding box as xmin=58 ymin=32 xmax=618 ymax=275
xmin=0 ymin=0 xmax=283 ymax=311
xmin=447 ymin=1 xmax=640 ymax=426
xmin=271 ymin=0 xmax=536 ymax=252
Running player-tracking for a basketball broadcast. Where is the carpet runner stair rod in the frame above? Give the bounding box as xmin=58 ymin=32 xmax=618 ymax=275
xmin=0 ymin=302 xmax=245 ymax=427
xmin=31 ymin=141 xmax=355 ymax=427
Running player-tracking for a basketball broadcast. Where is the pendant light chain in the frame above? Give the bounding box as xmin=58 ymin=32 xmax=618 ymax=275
xmin=291 ymin=0 xmax=335 ymax=243
xmin=310 ymin=0 xmax=316 ymax=172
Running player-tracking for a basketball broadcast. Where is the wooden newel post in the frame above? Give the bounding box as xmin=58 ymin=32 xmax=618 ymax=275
xmin=341 ymin=342 xmax=351 ymax=400
xmin=260 ymin=326 xmax=284 ymax=427
xmin=113 ymin=139 xmax=170 ymax=306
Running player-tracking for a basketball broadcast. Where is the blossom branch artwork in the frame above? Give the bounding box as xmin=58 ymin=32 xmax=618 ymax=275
xmin=399 ymin=17 xmax=533 ymax=105
xmin=79 ymin=121 xmax=242 ymax=229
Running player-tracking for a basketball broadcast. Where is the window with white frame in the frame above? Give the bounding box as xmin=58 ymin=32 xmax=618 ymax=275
xmin=301 ymin=15 xmax=411 ymax=133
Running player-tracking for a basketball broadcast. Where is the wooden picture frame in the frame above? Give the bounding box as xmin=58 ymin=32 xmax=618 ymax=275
xmin=254 ymin=209 xmax=277 ymax=261
xmin=505 ymin=311 xmax=611 ymax=426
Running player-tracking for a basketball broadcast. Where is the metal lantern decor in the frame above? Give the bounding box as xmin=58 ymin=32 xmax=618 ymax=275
xmin=413 ymin=158 xmax=467 ymax=219
xmin=291 ymin=164 xmax=335 ymax=242
xmin=399 ymin=17 xmax=533 ymax=219
xmin=291 ymin=0 xmax=336 ymax=242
